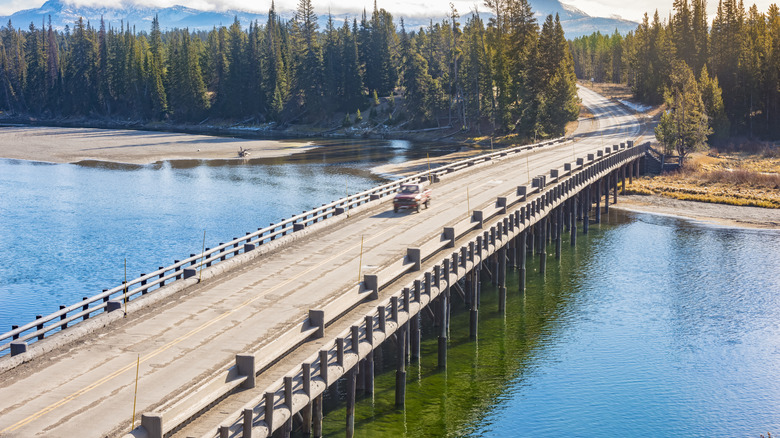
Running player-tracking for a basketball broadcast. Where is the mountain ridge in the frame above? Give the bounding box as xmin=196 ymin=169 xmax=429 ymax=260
xmin=0 ymin=0 xmax=637 ymax=38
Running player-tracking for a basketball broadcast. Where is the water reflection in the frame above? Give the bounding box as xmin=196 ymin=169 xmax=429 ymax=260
xmin=320 ymin=210 xmax=780 ymax=437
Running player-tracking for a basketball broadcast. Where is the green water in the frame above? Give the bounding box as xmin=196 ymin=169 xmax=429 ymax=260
xmin=317 ymin=210 xmax=780 ymax=437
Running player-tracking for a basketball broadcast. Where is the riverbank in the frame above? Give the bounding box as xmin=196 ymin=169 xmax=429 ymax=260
xmin=0 ymin=125 xmax=318 ymax=164
xmin=612 ymin=194 xmax=780 ymax=229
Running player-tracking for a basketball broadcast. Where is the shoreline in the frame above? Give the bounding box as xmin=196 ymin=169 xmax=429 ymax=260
xmin=0 ymin=125 xmax=320 ymax=165
xmin=612 ymin=194 xmax=780 ymax=230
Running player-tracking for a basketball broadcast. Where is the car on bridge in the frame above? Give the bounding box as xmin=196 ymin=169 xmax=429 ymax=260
xmin=393 ymin=183 xmax=431 ymax=213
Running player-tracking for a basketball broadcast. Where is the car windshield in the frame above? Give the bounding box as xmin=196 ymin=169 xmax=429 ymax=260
xmin=400 ymin=185 xmax=420 ymax=194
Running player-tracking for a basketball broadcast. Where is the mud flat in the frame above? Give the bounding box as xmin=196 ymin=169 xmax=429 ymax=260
xmin=0 ymin=126 xmax=316 ymax=165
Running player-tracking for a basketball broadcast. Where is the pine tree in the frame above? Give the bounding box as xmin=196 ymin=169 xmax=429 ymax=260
xmin=698 ymin=65 xmax=729 ymax=142
xmin=655 ymin=61 xmax=711 ymax=164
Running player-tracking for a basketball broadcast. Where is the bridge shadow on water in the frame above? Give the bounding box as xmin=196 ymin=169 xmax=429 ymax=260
xmin=313 ymin=214 xmax=625 ymax=437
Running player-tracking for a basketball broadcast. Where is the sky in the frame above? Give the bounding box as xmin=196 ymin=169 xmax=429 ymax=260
xmin=0 ymin=0 xmax=778 ymax=22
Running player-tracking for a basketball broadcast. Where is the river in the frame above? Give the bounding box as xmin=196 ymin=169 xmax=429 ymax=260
xmin=0 ymin=138 xmax=455 ymax=332
xmin=319 ymin=210 xmax=780 ymax=437
xmin=2 ymin=138 xmax=779 ymax=436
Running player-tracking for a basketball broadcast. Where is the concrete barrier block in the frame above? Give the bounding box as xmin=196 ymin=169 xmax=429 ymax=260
xmin=564 ymin=163 xmax=572 ymax=171
xmin=10 ymin=341 xmax=27 ymax=356
xmin=550 ymin=169 xmax=559 ymax=178
xmin=597 ymin=150 xmax=604 ymax=157
xmin=517 ymin=185 xmax=527 ymax=201
xmin=406 ymin=248 xmax=421 ymax=271
xmin=587 ymin=153 xmax=595 ymax=161
xmin=293 ymin=223 xmax=305 ymax=232
xmin=107 ymin=299 xmax=123 ymax=313
xmin=497 ymin=197 xmax=507 ymax=213
xmin=472 ymin=210 xmax=484 ymax=228
xmin=370 ymin=194 xmax=380 ymax=200
xmin=309 ymin=309 xmax=325 ymax=338
xmin=183 ymin=268 xmax=196 ymax=279
xmin=443 ymin=227 xmax=456 ymax=248
xmin=141 ymin=413 xmax=163 ymax=438
xmin=236 ymin=354 xmax=256 ymax=389
xmin=577 ymin=157 xmax=584 ymax=166
xmin=335 ymin=207 xmax=346 ymax=215
xmin=243 ymin=243 xmax=256 ymax=252
xmin=364 ymin=274 xmax=379 ymax=299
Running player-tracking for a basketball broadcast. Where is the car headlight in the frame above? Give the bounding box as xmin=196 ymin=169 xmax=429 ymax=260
xmin=415 ymin=195 xmax=421 ymax=200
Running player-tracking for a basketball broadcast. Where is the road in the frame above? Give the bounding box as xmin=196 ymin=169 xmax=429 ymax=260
xmin=0 ymin=86 xmax=640 ymax=437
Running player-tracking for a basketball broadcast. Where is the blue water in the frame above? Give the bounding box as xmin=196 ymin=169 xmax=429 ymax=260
xmin=320 ymin=211 xmax=780 ymax=437
xmin=3 ymin=134 xmax=780 ymax=436
xmin=0 ymin=138 xmax=454 ymax=332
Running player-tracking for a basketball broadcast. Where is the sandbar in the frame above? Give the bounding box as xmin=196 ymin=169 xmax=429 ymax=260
xmin=0 ymin=126 xmax=316 ymax=164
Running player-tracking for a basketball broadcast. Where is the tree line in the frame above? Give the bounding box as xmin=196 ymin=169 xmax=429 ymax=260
xmin=570 ymin=0 xmax=780 ymax=141
xmin=0 ymin=0 xmax=579 ymax=138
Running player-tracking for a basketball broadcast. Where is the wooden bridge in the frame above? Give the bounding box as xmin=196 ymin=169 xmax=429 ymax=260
xmin=0 ymin=86 xmax=646 ymax=438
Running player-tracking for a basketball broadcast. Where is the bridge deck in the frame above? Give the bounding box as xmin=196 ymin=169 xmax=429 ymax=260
xmin=0 ymin=87 xmax=641 ymax=437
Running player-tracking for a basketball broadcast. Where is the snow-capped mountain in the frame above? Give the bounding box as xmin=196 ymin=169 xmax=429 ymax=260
xmin=0 ymin=0 xmax=637 ymax=38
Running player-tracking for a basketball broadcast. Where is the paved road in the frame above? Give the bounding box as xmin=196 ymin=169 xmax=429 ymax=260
xmin=0 ymin=86 xmax=640 ymax=438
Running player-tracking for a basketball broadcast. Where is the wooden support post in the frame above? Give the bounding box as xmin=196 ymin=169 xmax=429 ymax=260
xmin=622 ymin=165 xmax=627 ymax=194
xmin=346 ymin=367 xmax=356 ymax=438
xmin=508 ymin=235 xmax=516 ymax=269
xmin=613 ymin=169 xmax=619 ymax=204
xmin=469 ymin=269 xmax=479 ymax=339
xmin=528 ymin=224 xmax=535 ymax=258
xmin=283 ymin=377 xmax=293 ymax=437
xmin=395 ymin=324 xmax=407 ymax=408
xmin=365 ymin=350 xmax=374 ymax=395
xmin=555 ymin=207 xmax=562 ymax=259
xmin=595 ymin=179 xmax=602 ymax=223
xmin=498 ymin=246 xmax=507 ymax=314
xmin=604 ymin=173 xmax=610 ymax=214
xmin=438 ymin=291 xmax=448 ymax=369
xmin=584 ymin=186 xmax=590 ymax=235
xmin=410 ymin=312 xmax=420 ymax=362
xmin=518 ymin=230 xmax=527 ymax=292
xmin=570 ymin=197 xmax=577 ymax=246
xmin=539 ymin=216 xmax=547 ymax=274
xmin=313 ymin=394 xmax=323 ymax=437
xmin=302 ymin=363 xmax=312 ymax=436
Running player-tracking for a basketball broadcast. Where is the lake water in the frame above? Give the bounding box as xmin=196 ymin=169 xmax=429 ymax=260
xmin=320 ymin=210 xmax=780 ymax=437
xmin=2 ymin=136 xmax=779 ymax=436
xmin=0 ymin=138 xmax=455 ymax=332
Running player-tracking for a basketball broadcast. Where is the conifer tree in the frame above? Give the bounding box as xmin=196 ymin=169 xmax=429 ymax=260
xmin=655 ymin=61 xmax=711 ymax=164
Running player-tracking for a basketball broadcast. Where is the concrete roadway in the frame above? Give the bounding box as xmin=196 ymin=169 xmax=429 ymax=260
xmin=0 ymin=86 xmax=640 ymax=437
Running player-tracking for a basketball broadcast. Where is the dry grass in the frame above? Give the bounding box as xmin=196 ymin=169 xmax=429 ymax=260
xmin=625 ymin=150 xmax=780 ymax=208
xmin=578 ymin=80 xmax=634 ymax=101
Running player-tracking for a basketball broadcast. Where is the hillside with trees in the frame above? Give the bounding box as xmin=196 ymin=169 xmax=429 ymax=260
xmin=0 ymin=0 xmax=580 ymax=140
xmin=570 ymin=0 xmax=780 ymax=143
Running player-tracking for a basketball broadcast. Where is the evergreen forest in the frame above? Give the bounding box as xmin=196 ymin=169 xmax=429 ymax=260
xmin=570 ymin=0 xmax=780 ymax=141
xmin=0 ymin=0 xmax=580 ymax=139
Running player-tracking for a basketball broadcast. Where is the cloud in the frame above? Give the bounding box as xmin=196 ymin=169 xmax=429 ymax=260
xmin=0 ymin=0 xmax=45 ymax=15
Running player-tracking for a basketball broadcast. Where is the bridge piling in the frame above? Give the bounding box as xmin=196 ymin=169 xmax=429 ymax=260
xmin=570 ymin=197 xmax=577 ymax=246
xmin=302 ymin=363 xmax=312 ymax=436
xmin=346 ymin=367 xmax=356 ymax=438
xmin=555 ymin=207 xmax=562 ymax=259
xmin=312 ymin=394 xmax=323 ymax=437
xmin=469 ymin=269 xmax=479 ymax=339
xmin=395 ymin=324 xmax=407 ymax=408
xmin=518 ymin=230 xmax=527 ymax=292
xmin=613 ymin=170 xmax=619 ymax=204
xmin=540 ymin=217 xmax=547 ymax=274
xmin=596 ymin=180 xmax=602 ymax=223
xmin=498 ymin=247 xmax=507 ymax=314
xmin=584 ymin=186 xmax=590 ymax=234
xmin=410 ymin=312 xmax=420 ymax=363
xmin=604 ymin=174 xmax=610 ymax=215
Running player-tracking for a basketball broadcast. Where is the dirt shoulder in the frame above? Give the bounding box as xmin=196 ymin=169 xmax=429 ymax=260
xmin=613 ymin=194 xmax=780 ymax=229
